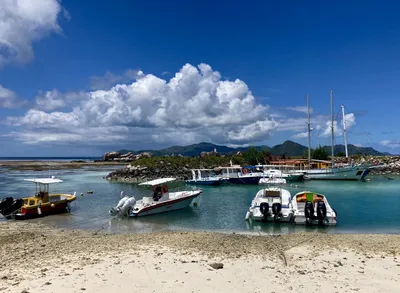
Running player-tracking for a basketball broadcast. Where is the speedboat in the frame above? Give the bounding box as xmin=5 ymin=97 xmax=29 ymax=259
xmin=109 ymin=178 xmax=202 ymax=217
xmin=245 ymin=186 xmax=293 ymax=222
xmin=219 ymin=166 xmax=264 ymax=185
xmin=185 ymin=169 xmax=226 ymax=185
xmin=0 ymin=177 xmax=76 ymax=220
xmin=291 ymin=191 xmax=337 ymax=226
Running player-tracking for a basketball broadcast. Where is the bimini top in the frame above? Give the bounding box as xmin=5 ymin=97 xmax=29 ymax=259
xmin=24 ymin=178 xmax=63 ymax=184
xmin=139 ymin=178 xmax=176 ymax=186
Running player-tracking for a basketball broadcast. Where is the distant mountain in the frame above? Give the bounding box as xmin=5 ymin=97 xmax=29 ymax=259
xmin=118 ymin=140 xmax=388 ymax=157
xmin=320 ymin=144 xmax=386 ymax=156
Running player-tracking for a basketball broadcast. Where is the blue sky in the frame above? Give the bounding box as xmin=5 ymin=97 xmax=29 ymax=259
xmin=0 ymin=0 xmax=399 ymax=156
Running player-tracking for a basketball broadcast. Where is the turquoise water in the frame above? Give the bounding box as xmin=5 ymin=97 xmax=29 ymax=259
xmin=1 ymin=166 xmax=399 ymax=234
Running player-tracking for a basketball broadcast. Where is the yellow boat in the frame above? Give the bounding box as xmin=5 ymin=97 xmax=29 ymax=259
xmin=0 ymin=177 xmax=76 ymax=220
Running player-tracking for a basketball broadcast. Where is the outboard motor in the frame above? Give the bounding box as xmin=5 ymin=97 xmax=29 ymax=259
xmin=272 ymin=202 xmax=282 ymax=220
xmin=316 ymin=201 xmax=327 ymax=225
xmin=2 ymin=198 xmax=23 ymax=217
xmin=259 ymin=202 xmax=270 ymax=222
xmin=119 ymin=197 xmax=136 ymax=216
xmin=304 ymin=201 xmax=314 ymax=225
xmin=0 ymin=197 xmax=14 ymax=215
xmin=109 ymin=196 xmax=129 ymax=216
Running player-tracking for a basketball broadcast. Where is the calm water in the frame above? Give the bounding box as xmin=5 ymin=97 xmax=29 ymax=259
xmin=1 ymin=166 xmax=399 ymax=235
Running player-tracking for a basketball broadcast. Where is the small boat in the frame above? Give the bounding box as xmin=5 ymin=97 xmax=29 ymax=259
xmin=258 ymin=177 xmax=286 ymax=185
xmin=109 ymin=178 xmax=202 ymax=217
xmin=245 ymin=186 xmax=293 ymax=222
xmin=291 ymin=191 xmax=337 ymax=226
xmin=185 ymin=169 xmax=226 ymax=186
xmin=0 ymin=177 xmax=76 ymax=220
xmin=220 ymin=166 xmax=264 ymax=185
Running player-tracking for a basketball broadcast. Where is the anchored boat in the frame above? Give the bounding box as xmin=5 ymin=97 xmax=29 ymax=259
xmin=109 ymin=178 xmax=202 ymax=217
xmin=245 ymin=186 xmax=293 ymax=222
xmin=0 ymin=177 xmax=76 ymax=220
xmin=185 ymin=169 xmax=226 ymax=185
xmin=291 ymin=191 xmax=337 ymax=226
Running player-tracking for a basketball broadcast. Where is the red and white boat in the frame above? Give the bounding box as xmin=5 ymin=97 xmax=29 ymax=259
xmin=109 ymin=178 xmax=202 ymax=217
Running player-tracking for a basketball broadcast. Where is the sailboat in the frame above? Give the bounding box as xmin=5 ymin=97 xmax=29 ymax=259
xmin=295 ymin=91 xmax=372 ymax=180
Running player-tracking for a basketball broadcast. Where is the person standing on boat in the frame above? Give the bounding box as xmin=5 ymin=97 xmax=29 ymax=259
xmin=153 ymin=185 xmax=162 ymax=201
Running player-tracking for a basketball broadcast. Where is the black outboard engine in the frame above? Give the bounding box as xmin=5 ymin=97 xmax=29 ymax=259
xmin=304 ymin=201 xmax=314 ymax=225
xmin=2 ymin=198 xmax=23 ymax=217
xmin=316 ymin=201 xmax=327 ymax=225
xmin=259 ymin=202 xmax=270 ymax=222
xmin=272 ymin=202 xmax=282 ymax=221
xmin=0 ymin=197 xmax=14 ymax=215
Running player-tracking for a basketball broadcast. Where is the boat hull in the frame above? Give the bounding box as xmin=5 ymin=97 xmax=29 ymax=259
xmin=293 ymin=214 xmax=337 ymax=226
xmin=300 ymin=167 xmax=370 ymax=180
xmin=226 ymin=176 xmax=262 ymax=185
xmin=130 ymin=192 xmax=200 ymax=217
xmin=13 ymin=201 xmax=71 ymax=220
xmin=185 ymin=180 xmax=222 ymax=186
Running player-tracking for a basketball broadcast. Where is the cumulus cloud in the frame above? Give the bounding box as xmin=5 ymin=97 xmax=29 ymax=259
xmin=320 ymin=113 xmax=356 ymax=137
xmin=380 ymin=140 xmax=400 ymax=149
xmin=0 ymin=0 xmax=65 ymax=66
xmin=35 ymin=89 xmax=89 ymax=111
xmin=89 ymin=69 xmax=143 ymax=90
xmin=6 ymin=63 xmax=278 ymax=146
xmin=286 ymin=106 xmax=313 ymax=114
xmin=292 ymin=132 xmax=309 ymax=139
xmin=0 ymin=85 xmax=18 ymax=108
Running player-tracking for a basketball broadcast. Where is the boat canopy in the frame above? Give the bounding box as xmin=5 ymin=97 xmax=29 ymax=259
xmin=24 ymin=178 xmax=63 ymax=184
xmin=139 ymin=178 xmax=176 ymax=186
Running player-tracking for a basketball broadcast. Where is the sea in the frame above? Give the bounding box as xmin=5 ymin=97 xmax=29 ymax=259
xmin=1 ymin=159 xmax=399 ymax=235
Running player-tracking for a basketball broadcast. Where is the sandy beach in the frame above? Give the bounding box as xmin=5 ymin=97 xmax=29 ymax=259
xmin=0 ymin=222 xmax=399 ymax=293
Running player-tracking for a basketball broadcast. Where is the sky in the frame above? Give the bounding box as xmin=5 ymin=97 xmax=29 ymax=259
xmin=0 ymin=0 xmax=399 ymax=156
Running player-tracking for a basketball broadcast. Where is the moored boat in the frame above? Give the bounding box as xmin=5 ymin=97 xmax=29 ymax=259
xmin=185 ymin=169 xmax=226 ymax=185
xmin=291 ymin=191 xmax=337 ymax=226
xmin=109 ymin=178 xmax=202 ymax=217
xmin=0 ymin=177 xmax=76 ymax=220
xmin=245 ymin=186 xmax=293 ymax=222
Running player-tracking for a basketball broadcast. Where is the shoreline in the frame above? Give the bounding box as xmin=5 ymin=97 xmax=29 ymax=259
xmin=0 ymin=160 xmax=126 ymax=171
xmin=1 ymin=222 xmax=399 ymax=292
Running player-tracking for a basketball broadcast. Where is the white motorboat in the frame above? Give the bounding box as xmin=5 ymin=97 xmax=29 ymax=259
xmin=291 ymin=191 xmax=337 ymax=226
xmin=245 ymin=187 xmax=293 ymax=222
xmin=109 ymin=178 xmax=202 ymax=217
xmin=259 ymin=169 xmax=287 ymax=185
xmin=185 ymin=169 xmax=226 ymax=186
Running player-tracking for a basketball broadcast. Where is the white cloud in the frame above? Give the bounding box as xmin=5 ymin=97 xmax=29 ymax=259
xmin=35 ymin=89 xmax=89 ymax=111
xmin=292 ymin=131 xmax=308 ymax=139
xmin=0 ymin=85 xmax=18 ymax=108
xmin=89 ymin=69 xmax=143 ymax=90
xmin=286 ymin=106 xmax=313 ymax=114
xmin=0 ymin=0 xmax=65 ymax=66
xmin=380 ymin=140 xmax=400 ymax=149
xmin=320 ymin=113 xmax=356 ymax=138
xmin=6 ymin=63 xmax=278 ymax=147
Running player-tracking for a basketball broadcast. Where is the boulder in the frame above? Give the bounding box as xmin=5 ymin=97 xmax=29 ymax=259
xmin=102 ymin=152 xmax=121 ymax=161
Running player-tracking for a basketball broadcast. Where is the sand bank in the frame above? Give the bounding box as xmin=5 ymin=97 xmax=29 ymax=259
xmin=0 ymin=222 xmax=399 ymax=293
xmin=0 ymin=161 xmax=125 ymax=171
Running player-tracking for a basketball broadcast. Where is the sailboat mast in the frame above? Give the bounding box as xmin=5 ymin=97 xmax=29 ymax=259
xmin=341 ymin=104 xmax=348 ymax=158
xmin=330 ymin=90 xmax=335 ymax=169
xmin=306 ymin=94 xmax=311 ymax=169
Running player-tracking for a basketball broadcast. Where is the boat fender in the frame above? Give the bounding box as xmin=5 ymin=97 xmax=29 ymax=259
xmin=304 ymin=201 xmax=314 ymax=224
xmin=245 ymin=211 xmax=250 ymax=221
xmin=272 ymin=202 xmax=282 ymax=218
xmin=316 ymin=201 xmax=327 ymax=224
xmin=259 ymin=202 xmax=270 ymax=216
xmin=37 ymin=200 xmax=42 ymax=215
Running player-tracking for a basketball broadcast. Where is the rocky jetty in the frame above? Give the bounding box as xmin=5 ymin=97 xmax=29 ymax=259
xmin=366 ymin=156 xmax=400 ymax=175
xmin=102 ymin=151 xmax=153 ymax=162
xmin=105 ymin=163 xmax=193 ymax=183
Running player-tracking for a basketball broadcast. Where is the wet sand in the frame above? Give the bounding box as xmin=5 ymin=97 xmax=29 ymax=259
xmin=0 ymin=160 xmax=126 ymax=171
xmin=1 ymin=222 xmax=399 ymax=293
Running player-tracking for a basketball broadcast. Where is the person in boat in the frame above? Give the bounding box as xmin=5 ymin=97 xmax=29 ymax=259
xmin=152 ymin=185 xmax=163 ymax=201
